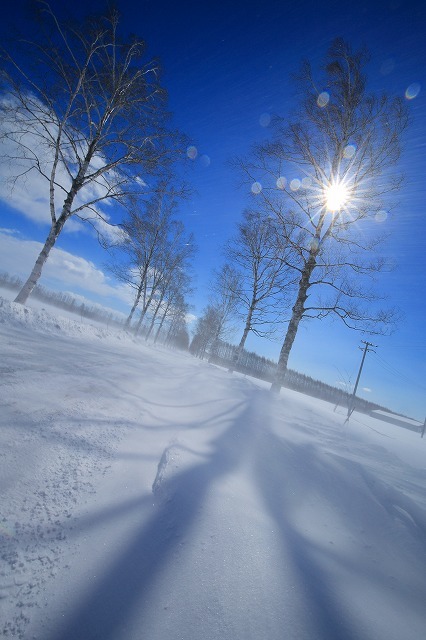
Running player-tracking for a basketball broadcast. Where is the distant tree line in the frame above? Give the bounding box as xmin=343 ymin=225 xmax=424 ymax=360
xmin=191 ymin=334 xmax=392 ymax=417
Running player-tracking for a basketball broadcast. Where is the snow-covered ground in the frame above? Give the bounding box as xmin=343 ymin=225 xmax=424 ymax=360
xmin=1 ymin=294 xmax=426 ymax=640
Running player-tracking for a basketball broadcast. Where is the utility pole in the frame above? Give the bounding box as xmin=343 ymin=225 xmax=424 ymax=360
xmin=346 ymin=341 xmax=377 ymax=422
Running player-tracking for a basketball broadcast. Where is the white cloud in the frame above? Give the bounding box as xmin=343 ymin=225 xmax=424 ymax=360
xmin=93 ymin=216 xmax=129 ymax=244
xmin=0 ymin=229 xmax=133 ymax=309
xmin=362 ymin=387 xmax=372 ymax=393
xmin=336 ymin=380 xmax=350 ymax=388
xmin=0 ymin=227 xmax=20 ymax=235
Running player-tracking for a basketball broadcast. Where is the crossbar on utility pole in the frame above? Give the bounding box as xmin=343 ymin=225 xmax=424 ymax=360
xmin=345 ymin=341 xmax=377 ymax=422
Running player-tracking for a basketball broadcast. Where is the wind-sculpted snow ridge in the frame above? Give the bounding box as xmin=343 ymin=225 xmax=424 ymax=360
xmin=1 ymin=295 xmax=426 ymax=640
xmin=360 ymin=467 xmax=426 ymax=538
xmin=152 ymin=443 xmax=182 ymax=501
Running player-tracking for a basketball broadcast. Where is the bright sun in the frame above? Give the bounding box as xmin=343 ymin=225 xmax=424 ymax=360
xmin=325 ymin=182 xmax=348 ymax=212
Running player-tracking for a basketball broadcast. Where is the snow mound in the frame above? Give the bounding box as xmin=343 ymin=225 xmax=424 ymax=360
xmin=0 ymin=296 xmax=130 ymax=344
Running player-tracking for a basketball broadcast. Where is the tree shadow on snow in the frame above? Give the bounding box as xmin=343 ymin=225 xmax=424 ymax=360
xmin=253 ymin=410 xmax=426 ymax=640
xmin=47 ymin=396 xmax=254 ymax=640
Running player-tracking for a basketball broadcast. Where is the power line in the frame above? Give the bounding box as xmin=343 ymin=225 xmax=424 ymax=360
xmin=384 ymin=344 xmax=426 ymax=349
xmin=371 ymin=352 xmax=426 ymax=393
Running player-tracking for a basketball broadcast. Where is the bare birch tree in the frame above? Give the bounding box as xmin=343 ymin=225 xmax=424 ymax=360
xmin=165 ymin=312 xmax=191 ymax=350
xmin=113 ymin=183 xmax=181 ymax=329
xmin=190 ymin=264 xmax=241 ymax=360
xmin=207 ymin=264 xmax=242 ymax=362
xmin=235 ymin=39 xmax=409 ymax=392
xmin=151 ymin=272 xmax=192 ymax=343
xmin=129 ymin=224 xmax=193 ymax=336
xmin=139 ymin=222 xmax=195 ymax=338
xmin=0 ymin=2 xmax=185 ymax=304
xmin=190 ymin=305 xmax=222 ymax=359
xmin=225 ymin=208 xmax=295 ymax=372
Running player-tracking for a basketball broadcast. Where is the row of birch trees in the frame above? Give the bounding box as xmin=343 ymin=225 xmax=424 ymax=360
xmin=109 ymin=181 xmax=195 ymax=342
xmin=191 ymin=39 xmax=409 ymax=391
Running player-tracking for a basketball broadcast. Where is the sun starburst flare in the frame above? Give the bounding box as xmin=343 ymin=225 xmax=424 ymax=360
xmin=325 ymin=181 xmax=349 ymax=212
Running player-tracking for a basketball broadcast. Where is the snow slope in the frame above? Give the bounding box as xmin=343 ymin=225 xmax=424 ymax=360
xmin=1 ymin=295 xmax=426 ymax=640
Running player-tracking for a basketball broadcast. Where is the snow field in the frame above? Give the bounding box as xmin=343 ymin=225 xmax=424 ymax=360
xmin=0 ymin=295 xmax=426 ymax=639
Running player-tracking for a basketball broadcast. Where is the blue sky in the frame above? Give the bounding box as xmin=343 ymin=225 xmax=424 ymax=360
xmin=0 ymin=0 xmax=425 ymax=420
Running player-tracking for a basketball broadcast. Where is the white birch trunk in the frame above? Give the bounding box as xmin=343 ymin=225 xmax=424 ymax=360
xmin=270 ymin=253 xmax=317 ymax=393
xmin=14 ymin=219 xmax=66 ymax=305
